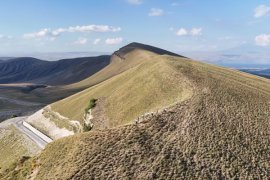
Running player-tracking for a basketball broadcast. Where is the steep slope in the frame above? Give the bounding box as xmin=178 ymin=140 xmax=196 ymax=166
xmin=0 ymin=56 xmax=110 ymax=85
xmin=18 ymin=46 xmax=270 ymax=179
xmin=25 ymin=43 xmax=186 ymax=137
xmin=5 ymin=44 xmax=270 ymax=179
xmin=65 ymin=42 xmax=184 ymax=89
xmin=27 ymin=45 xmax=190 ymax=138
xmin=15 ymin=46 xmax=270 ymax=179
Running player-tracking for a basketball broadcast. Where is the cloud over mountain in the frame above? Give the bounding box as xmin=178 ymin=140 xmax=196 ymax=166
xmin=105 ymin=37 xmax=123 ymax=45
xmin=23 ymin=25 xmax=121 ymax=40
xmin=176 ymin=28 xmax=202 ymax=37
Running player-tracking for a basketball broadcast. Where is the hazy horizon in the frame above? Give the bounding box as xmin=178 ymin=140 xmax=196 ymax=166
xmin=1 ymin=47 xmax=270 ymax=68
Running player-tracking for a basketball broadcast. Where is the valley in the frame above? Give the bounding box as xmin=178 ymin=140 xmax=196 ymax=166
xmin=0 ymin=55 xmax=111 ymax=121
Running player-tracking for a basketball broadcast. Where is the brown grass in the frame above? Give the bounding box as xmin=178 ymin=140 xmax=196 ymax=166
xmin=6 ymin=49 xmax=270 ymax=179
xmin=0 ymin=126 xmax=40 ymax=174
xmin=51 ymin=51 xmax=192 ymax=128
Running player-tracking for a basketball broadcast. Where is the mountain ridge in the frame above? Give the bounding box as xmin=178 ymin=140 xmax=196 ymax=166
xmin=241 ymin=68 xmax=270 ymax=79
xmin=1 ymin=43 xmax=270 ymax=179
xmin=0 ymin=56 xmax=111 ymax=85
xmin=115 ymin=42 xmax=185 ymax=58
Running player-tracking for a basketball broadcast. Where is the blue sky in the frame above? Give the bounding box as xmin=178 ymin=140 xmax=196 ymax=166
xmin=0 ymin=0 xmax=270 ymax=65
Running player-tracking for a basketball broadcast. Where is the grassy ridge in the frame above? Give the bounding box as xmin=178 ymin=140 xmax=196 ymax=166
xmin=31 ymin=53 xmax=270 ymax=179
xmin=65 ymin=49 xmax=150 ymax=89
xmin=51 ymin=51 xmax=192 ymax=127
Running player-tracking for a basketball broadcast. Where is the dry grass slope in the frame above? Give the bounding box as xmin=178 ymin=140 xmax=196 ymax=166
xmin=0 ymin=126 xmax=40 ymax=173
xmin=52 ymin=50 xmax=192 ymax=127
xmin=18 ymin=53 xmax=270 ymax=179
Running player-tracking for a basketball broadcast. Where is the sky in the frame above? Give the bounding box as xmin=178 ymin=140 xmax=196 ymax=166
xmin=0 ymin=0 xmax=270 ymax=65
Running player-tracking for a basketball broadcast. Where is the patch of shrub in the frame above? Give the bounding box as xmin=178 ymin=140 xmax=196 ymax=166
xmin=85 ymin=98 xmax=97 ymax=113
xmin=83 ymin=123 xmax=92 ymax=132
xmin=11 ymin=115 xmax=18 ymax=118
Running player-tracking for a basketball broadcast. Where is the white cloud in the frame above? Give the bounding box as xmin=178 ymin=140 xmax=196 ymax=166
xmin=23 ymin=28 xmax=54 ymax=39
xmin=254 ymin=5 xmax=270 ymax=18
xmin=105 ymin=37 xmax=123 ymax=45
xmin=74 ymin=38 xmax=88 ymax=45
xmin=176 ymin=28 xmax=188 ymax=36
xmin=23 ymin=29 xmax=56 ymax=41
xmin=171 ymin=2 xmax=179 ymax=6
xmin=52 ymin=28 xmax=66 ymax=36
xmin=93 ymin=38 xmax=101 ymax=45
xmin=190 ymin=28 xmax=202 ymax=36
xmin=255 ymin=34 xmax=270 ymax=46
xmin=64 ymin=25 xmax=121 ymax=33
xmin=0 ymin=35 xmax=12 ymax=39
xmin=218 ymin=36 xmax=233 ymax=40
xmin=176 ymin=27 xmax=202 ymax=37
xmin=127 ymin=0 xmax=142 ymax=5
xmin=149 ymin=8 xmax=164 ymax=16
xmin=53 ymin=25 xmax=121 ymax=35
xmin=23 ymin=24 xmax=121 ymax=40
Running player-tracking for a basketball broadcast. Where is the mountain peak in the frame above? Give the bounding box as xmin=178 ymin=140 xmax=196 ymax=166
xmin=114 ymin=42 xmax=185 ymax=58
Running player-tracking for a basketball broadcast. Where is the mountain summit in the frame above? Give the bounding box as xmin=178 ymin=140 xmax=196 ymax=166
xmin=114 ymin=42 xmax=184 ymax=58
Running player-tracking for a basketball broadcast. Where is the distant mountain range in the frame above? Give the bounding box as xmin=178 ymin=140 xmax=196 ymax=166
xmin=0 ymin=57 xmax=14 ymax=61
xmin=240 ymin=68 xmax=270 ymax=79
xmin=0 ymin=56 xmax=110 ymax=85
xmin=0 ymin=52 xmax=109 ymax=61
xmin=184 ymin=44 xmax=270 ymax=69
